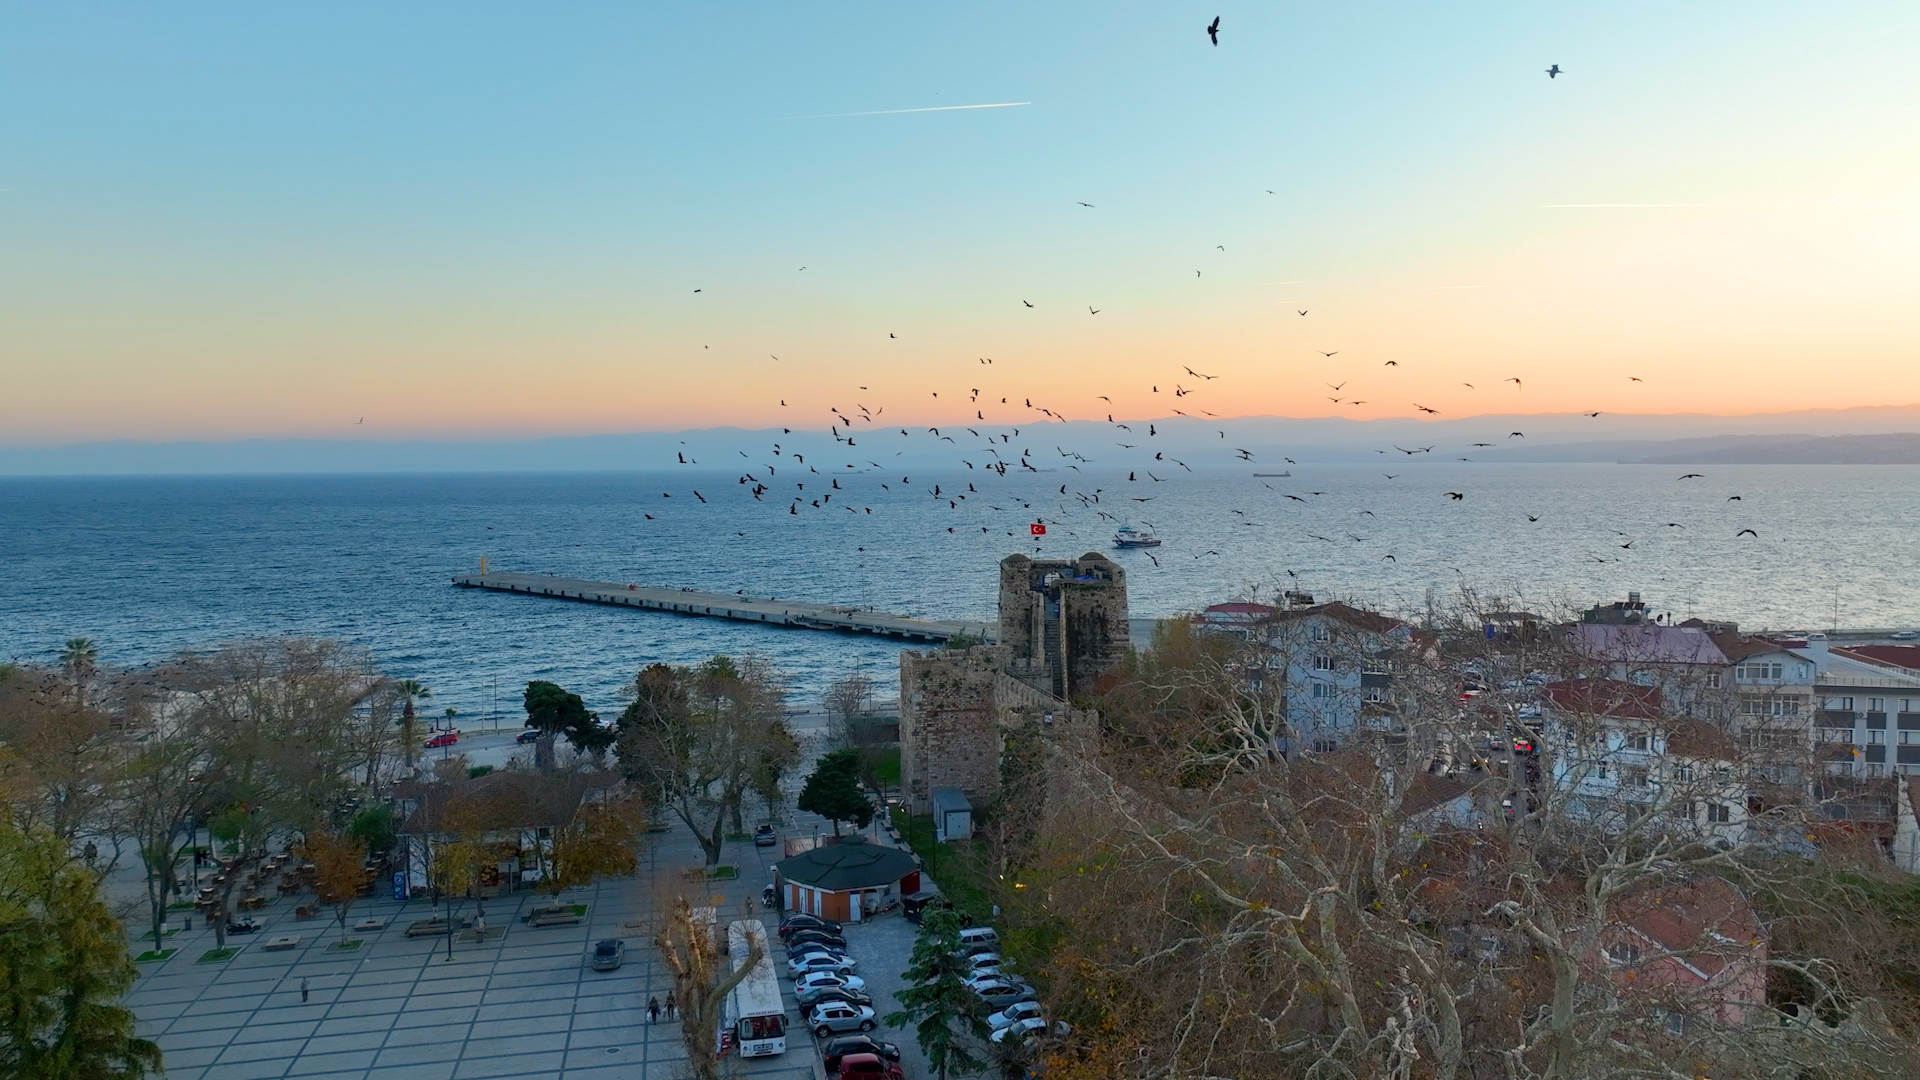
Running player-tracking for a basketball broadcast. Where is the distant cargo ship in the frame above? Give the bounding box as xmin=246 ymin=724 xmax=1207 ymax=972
xmin=1251 ymin=471 xmax=1291 ymax=477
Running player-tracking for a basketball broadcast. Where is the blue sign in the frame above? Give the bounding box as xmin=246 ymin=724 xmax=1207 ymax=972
xmin=393 ymin=872 xmax=408 ymax=901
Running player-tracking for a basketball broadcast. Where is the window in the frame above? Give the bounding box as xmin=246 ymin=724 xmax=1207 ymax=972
xmin=1626 ymin=732 xmax=1650 ymax=751
xmin=1593 ymin=763 xmax=1611 ymax=781
xmin=1671 ymin=764 xmax=1692 ymax=782
xmin=1364 ymin=686 xmax=1386 ymax=703
xmin=1706 ymin=803 xmax=1732 ymax=824
xmin=1870 ymin=698 xmax=1885 ymax=713
xmin=1309 ymin=624 xmax=1330 ymax=642
xmin=1868 ymin=764 xmax=1884 ymax=778
xmin=1311 ymin=682 xmax=1333 ymax=699
xmin=1706 ymin=671 xmax=1722 ymax=689
xmin=1314 ymin=655 xmax=1333 ymax=671
xmin=1827 ymin=696 xmax=1856 ymax=712
xmin=1605 ymin=940 xmax=1642 ymax=965
xmin=1903 ymin=731 xmax=1918 ymax=746
xmin=1623 ymin=767 xmax=1650 ymax=788
xmin=1869 ymin=730 xmax=1886 ymax=745
xmin=1744 ymin=695 xmax=1802 ymax=718
xmin=1735 ymin=662 xmax=1784 ymax=682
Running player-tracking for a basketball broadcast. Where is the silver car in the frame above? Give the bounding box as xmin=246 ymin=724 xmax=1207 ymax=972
xmin=588 ymin=939 xmax=624 ymax=971
xmin=807 ymin=1002 xmax=877 ymax=1038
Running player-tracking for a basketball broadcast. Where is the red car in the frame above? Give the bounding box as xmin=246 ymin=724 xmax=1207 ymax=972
xmin=425 ymin=731 xmax=459 ymax=748
xmin=837 ymin=1053 xmax=903 ymax=1080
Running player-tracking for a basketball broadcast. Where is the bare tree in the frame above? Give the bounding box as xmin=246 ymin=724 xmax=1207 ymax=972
xmin=653 ymin=895 xmax=765 ymax=1080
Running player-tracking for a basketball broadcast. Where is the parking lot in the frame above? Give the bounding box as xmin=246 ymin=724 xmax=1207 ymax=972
xmin=126 ymin=712 xmax=935 ymax=1080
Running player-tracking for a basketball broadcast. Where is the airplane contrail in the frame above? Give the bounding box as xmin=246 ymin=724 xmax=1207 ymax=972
xmin=785 ymin=102 xmax=1031 ymax=120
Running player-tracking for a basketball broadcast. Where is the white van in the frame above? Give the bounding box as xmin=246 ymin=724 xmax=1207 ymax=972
xmin=957 ymin=926 xmax=1001 ymax=951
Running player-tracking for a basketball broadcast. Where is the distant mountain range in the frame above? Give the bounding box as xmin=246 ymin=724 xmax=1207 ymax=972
xmin=5 ymin=404 xmax=1919 ymax=474
xmin=1479 ymin=433 xmax=1920 ymax=465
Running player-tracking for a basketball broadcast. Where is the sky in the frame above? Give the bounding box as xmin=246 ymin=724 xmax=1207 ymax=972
xmin=3 ymin=1 xmax=1918 ymax=445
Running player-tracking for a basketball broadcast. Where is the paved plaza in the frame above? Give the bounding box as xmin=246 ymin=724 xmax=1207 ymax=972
xmin=127 ymin=730 xmax=934 ymax=1080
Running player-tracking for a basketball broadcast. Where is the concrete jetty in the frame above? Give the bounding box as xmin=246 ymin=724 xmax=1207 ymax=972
xmin=451 ymin=572 xmax=996 ymax=644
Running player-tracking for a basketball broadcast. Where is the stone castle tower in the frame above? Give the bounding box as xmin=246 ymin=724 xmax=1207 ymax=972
xmin=897 ymin=552 xmax=1127 ymax=812
xmin=997 ymin=552 xmax=1129 ymax=699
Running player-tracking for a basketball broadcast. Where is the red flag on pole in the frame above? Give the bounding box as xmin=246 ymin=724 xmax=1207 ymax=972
xmin=1030 ymin=522 xmax=1046 ymax=535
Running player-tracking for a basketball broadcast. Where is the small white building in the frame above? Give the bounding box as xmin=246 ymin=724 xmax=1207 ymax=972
xmin=930 ymin=787 xmax=973 ymax=842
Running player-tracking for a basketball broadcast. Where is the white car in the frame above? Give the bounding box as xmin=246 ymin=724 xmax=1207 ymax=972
xmin=795 ymin=971 xmax=866 ymax=994
xmin=807 ymin=1002 xmax=877 ymax=1038
xmin=987 ymin=1000 xmax=1046 ymax=1031
xmin=990 ymin=1017 xmax=1071 ymax=1044
xmin=788 ymin=952 xmax=859 ymax=978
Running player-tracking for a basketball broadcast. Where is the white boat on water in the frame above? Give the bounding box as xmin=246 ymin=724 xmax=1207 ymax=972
xmin=1113 ymin=526 xmax=1162 ymax=548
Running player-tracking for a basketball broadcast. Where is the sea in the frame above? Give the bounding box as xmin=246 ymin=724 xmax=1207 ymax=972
xmin=3 ymin=465 xmax=1916 ymax=721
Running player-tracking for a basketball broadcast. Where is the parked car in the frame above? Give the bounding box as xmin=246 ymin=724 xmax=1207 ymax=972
xmin=515 ymin=729 xmax=543 ymax=744
xmin=969 ymin=978 xmax=1036 ymax=1006
xmin=987 ymin=1000 xmax=1047 ymax=1031
xmin=957 ymin=926 xmax=1000 ymax=950
xmin=836 ymin=1052 xmax=904 ymax=1080
xmin=787 ymin=928 xmax=849 ymax=950
xmin=780 ymin=914 xmax=842 ymax=940
xmin=424 ymin=731 xmax=458 ymax=748
xmin=796 ymin=971 xmax=866 ymax=994
xmin=807 ymin=1002 xmax=877 ymax=1038
xmin=965 ymin=952 xmax=1010 ymax=975
xmin=902 ymin=892 xmax=952 ymax=925
xmin=797 ymin=985 xmax=874 ymax=1010
xmin=788 ymin=952 xmax=858 ymax=978
xmin=588 ymin=939 xmax=625 ymax=971
xmin=788 ymin=941 xmax=852 ymax=962
xmin=990 ymin=1018 xmax=1072 ymax=1045
xmin=754 ymin=823 xmax=778 ymax=846
xmin=820 ymin=1035 xmax=902 ymax=1073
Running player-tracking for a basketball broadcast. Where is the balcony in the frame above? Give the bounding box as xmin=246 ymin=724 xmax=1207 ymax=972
xmin=1816 ymin=710 xmax=1858 ymax=728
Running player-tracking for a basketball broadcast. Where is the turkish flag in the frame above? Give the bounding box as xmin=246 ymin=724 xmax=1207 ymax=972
xmin=1030 ymin=522 xmax=1046 ymax=535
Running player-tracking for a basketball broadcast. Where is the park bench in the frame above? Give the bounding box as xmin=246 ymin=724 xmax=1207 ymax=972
xmin=405 ymin=918 xmax=454 ymax=937
xmin=531 ymin=910 xmax=582 ymax=928
xmin=353 ymin=917 xmax=387 ymax=932
xmin=262 ymin=936 xmax=299 ymax=951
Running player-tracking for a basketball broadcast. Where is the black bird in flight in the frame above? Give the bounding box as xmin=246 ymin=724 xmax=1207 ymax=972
xmin=1583 ymin=411 xmax=1602 ymax=418
xmin=1319 ymin=350 xmax=1339 ymax=357
xmin=1022 ymin=300 xmax=1034 ymax=308
xmin=1207 ymin=16 xmax=1220 ymax=45
xmin=1678 ymin=473 xmax=1704 ymax=480
xmin=1737 ymin=529 xmax=1758 ymax=537
xmin=1413 ymin=403 xmax=1439 ymax=414
xmin=1727 ymin=495 xmax=1743 ymax=501
xmin=1445 ymin=492 xmax=1465 ymax=500
xmin=1505 ymin=377 xmax=1522 ymax=388
xmin=1298 ymin=310 xmax=1308 ymax=316
xmin=1509 ymin=432 xmax=1525 ymax=438
xmin=1077 ymin=201 xmax=1095 ymax=208
xmin=1088 ymin=306 xmax=1100 ymax=315
xmin=1526 ymin=514 xmax=1540 ymax=522
xmin=1546 ymin=64 xmax=1562 ymax=78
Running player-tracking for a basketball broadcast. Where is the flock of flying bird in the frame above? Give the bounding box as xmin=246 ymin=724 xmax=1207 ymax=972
xmin=601 ymin=31 xmax=1769 ymax=577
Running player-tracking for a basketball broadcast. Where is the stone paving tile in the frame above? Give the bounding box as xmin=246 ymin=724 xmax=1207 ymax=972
xmin=373 ymin=1039 xmax=464 ymax=1066
xmin=200 ymin=1060 xmax=294 ymax=1080
xmin=368 ymin=1064 xmax=455 ymax=1080
xmin=283 ymin=1049 xmax=380 ymax=1075
xmin=310 ymin=1013 xmax=396 ymax=1037
xmin=380 ymin=1021 xmax=469 ymax=1047
xmin=451 ymin=1050 xmax=568 ymax=1079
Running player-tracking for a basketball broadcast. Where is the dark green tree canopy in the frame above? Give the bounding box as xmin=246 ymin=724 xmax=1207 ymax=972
xmin=884 ymin=908 xmax=988 ymax=1080
xmin=798 ymin=748 xmax=873 ymax=834
xmin=523 ymin=680 xmax=614 ymax=753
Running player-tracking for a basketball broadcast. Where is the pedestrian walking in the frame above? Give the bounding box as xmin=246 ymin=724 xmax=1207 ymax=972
xmin=300 ymin=977 xmax=309 ymax=1004
xmin=665 ymin=991 xmax=676 ymax=1019
xmin=647 ymin=996 xmax=660 ymax=1024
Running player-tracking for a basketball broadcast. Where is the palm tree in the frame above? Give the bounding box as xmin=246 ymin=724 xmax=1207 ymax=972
xmin=60 ymin=637 xmax=98 ymax=682
xmin=395 ymin=679 xmax=430 ymax=771
xmin=59 ymin=637 xmax=98 ymax=705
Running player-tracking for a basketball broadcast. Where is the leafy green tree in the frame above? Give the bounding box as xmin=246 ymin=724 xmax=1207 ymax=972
xmin=59 ymin=638 xmax=98 ymax=696
xmin=885 ymin=908 xmax=989 ymax=1080
xmin=523 ymin=680 xmax=612 ymax=761
xmin=346 ymin=804 xmax=396 ymax=855
xmin=798 ymin=748 xmax=873 ymax=836
xmin=0 ymin=820 xmax=162 ymax=1079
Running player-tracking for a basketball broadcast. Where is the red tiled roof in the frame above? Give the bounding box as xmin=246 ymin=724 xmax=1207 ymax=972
xmin=1836 ymin=645 xmax=1920 ymax=672
xmin=1615 ymin=877 xmax=1763 ymax=983
xmin=1543 ymin=679 xmax=1664 ymax=721
xmin=1269 ymin=601 xmax=1406 ymax=635
xmin=1709 ymin=632 xmax=1780 ymax=664
xmin=1204 ymin=602 xmax=1277 ymax=615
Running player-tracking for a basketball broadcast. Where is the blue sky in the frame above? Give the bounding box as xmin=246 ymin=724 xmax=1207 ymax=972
xmin=4 ymin=2 xmax=1917 ymax=441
